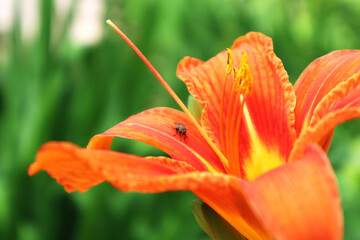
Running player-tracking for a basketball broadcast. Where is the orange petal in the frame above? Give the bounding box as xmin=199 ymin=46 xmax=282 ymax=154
xmin=177 ymin=55 xmax=224 ymax=148
xmin=290 ymin=69 xmax=360 ymax=160
xmin=310 ymin=71 xmax=360 ymax=127
xmin=294 ymin=50 xmax=360 ymax=136
xmin=88 ymin=107 xmax=225 ymax=173
xmin=289 ymin=108 xmax=360 ymax=162
xmin=89 ymin=153 xmax=272 ymax=239
xmin=29 ymin=142 xmax=271 ymax=239
xmin=28 ymin=142 xmax=105 ymax=193
xmin=240 ymin=144 xmax=343 ymax=240
xmin=28 ymin=141 xmax=197 ymax=193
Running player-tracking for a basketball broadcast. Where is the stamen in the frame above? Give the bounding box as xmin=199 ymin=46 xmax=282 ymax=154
xmin=106 ymin=19 xmax=229 ymax=172
xmin=220 ymin=49 xmax=234 ymax=159
xmin=225 ymin=82 xmax=240 ymax=157
xmin=226 ymin=52 xmax=254 ymax=177
xmin=226 ymin=48 xmax=233 ymax=75
xmin=233 ymin=68 xmax=241 ymax=92
xmin=230 ymin=96 xmax=245 ymax=177
xmin=237 ymin=53 xmax=253 ymax=97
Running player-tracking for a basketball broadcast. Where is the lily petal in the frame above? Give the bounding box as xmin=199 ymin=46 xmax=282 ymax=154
xmin=290 ymin=57 xmax=360 ymax=160
xmin=88 ymin=107 xmax=225 ymax=172
xmin=28 ymin=142 xmax=105 ymax=193
xmin=310 ymin=71 xmax=360 ymax=127
xmin=28 ymin=141 xmax=197 ymax=193
xmin=239 ymin=144 xmax=343 ymax=240
xmin=177 ymin=54 xmax=225 ymax=148
xmin=29 ymin=141 xmax=272 ymax=239
xmin=294 ymin=50 xmax=360 ymax=136
xmin=290 ymin=108 xmax=360 ymax=162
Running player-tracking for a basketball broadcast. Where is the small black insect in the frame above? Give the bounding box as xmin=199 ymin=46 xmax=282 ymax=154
xmin=174 ymin=122 xmax=187 ymax=142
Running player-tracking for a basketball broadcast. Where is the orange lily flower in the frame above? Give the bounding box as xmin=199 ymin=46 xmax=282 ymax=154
xmin=28 ymin=20 xmax=360 ymax=240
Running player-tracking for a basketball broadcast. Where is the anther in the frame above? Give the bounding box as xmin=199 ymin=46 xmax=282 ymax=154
xmin=226 ymin=48 xmax=233 ymax=75
xmin=233 ymin=52 xmax=253 ymax=97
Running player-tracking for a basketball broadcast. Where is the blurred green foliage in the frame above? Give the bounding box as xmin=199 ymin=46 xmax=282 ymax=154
xmin=1 ymin=0 xmax=360 ymax=239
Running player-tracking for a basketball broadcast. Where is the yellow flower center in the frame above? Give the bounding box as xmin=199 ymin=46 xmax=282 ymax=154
xmin=241 ymin=104 xmax=284 ymax=181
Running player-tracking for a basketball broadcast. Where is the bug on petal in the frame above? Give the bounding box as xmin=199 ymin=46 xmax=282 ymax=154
xmin=174 ymin=122 xmax=187 ymax=142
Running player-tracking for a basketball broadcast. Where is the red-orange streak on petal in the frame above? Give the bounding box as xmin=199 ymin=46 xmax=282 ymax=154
xmin=78 ymin=149 xmax=199 ymax=192
xmin=241 ymin=144 xmax=343 ymax=240
xmin=220 ymin=69 xmax=232 ymax=153
xmin=331 ymin=89 xmax=360 ymax=109
xmin=294 ymin=50 xmax=360 ymax=136
xmin=28 ymin=141 xmax=197 ymax=193
xmin=88 ymin=107 xmax=225 ymax=173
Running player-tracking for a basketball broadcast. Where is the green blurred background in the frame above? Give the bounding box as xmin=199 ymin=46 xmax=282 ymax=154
xmin=1 ymin=0 xmax=360 ymax=239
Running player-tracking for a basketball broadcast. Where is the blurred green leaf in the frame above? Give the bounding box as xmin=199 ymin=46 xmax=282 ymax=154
xmin=192 ymin=199 xmax=247 ymax=240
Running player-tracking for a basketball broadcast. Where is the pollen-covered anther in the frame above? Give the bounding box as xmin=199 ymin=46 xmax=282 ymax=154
xmin=226 ymin=48 xmax=234 ymax=75
xmin=234 ymin=52 xmax=253 ymax=98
